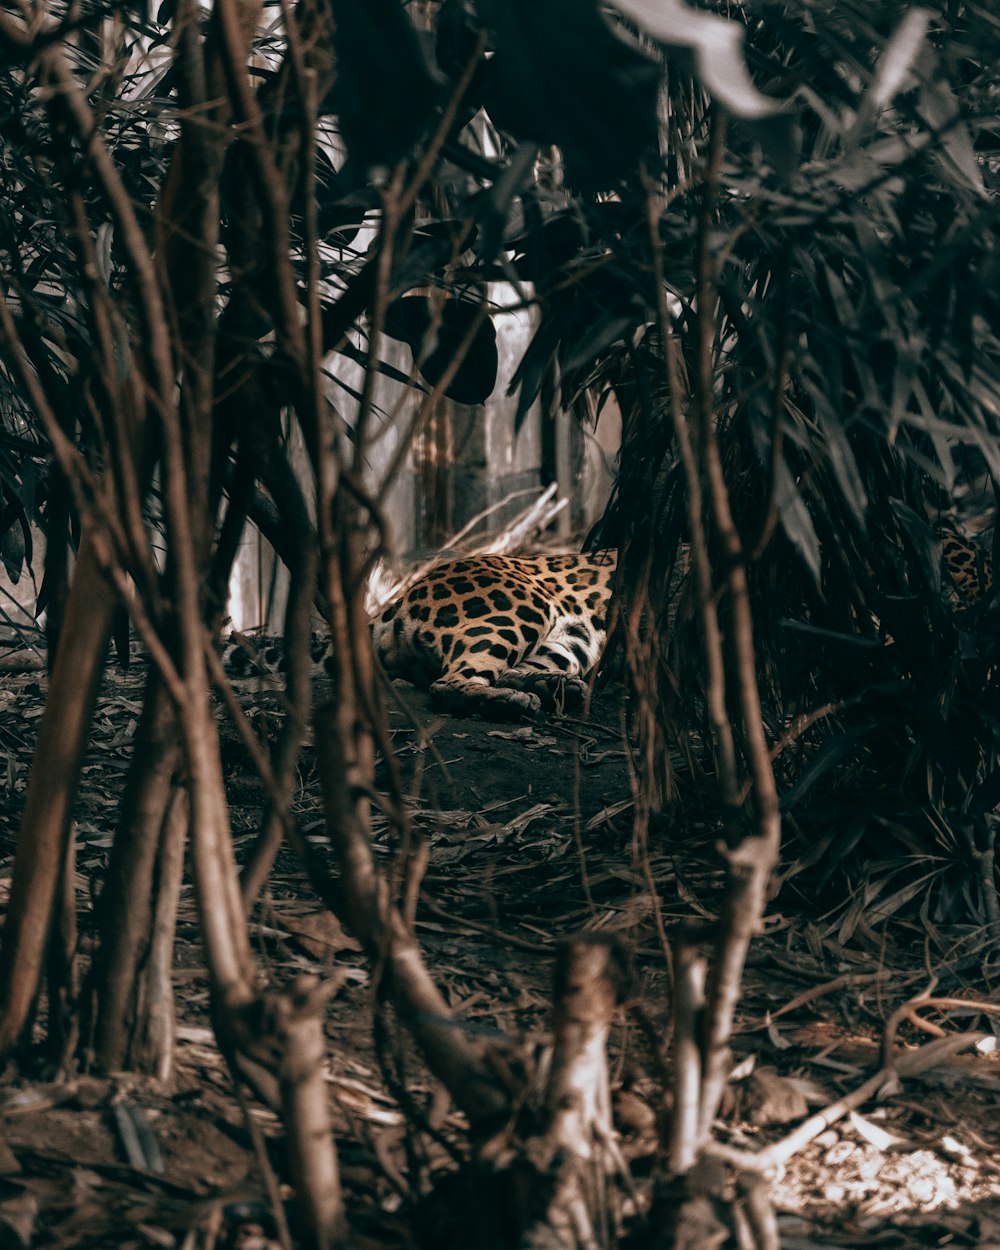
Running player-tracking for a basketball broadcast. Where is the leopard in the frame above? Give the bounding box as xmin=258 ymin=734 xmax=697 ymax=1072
xmin=372 ymin=551 xmax=617 ymax=719
xmin=941 ymin=529 xmax=994 ymax=607
xmin=225 ymin=532 xmax=991 ymax=717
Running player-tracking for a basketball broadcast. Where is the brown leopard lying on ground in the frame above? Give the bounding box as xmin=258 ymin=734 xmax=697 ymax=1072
xmin=372 ymin=551 xmax=616 ymax=719
xmin=226 ymin=528 xmax=991 ymax=720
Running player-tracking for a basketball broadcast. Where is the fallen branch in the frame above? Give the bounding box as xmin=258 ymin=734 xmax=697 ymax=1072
xmin=881 ymin=993 xmax=1000 ymax=1065
xmin=707 ymin=1030 xmax=988 ymax=1175
xmin=744 ymin=969 xmax=894 ymax=1031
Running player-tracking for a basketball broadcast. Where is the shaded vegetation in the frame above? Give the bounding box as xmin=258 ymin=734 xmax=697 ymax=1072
xmin=0 ymin=1 xmax=997 ymax=1246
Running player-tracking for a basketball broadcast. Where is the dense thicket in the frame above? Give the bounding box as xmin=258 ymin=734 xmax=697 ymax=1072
xmin=0 ymin=2 xmax=997 ymax=1245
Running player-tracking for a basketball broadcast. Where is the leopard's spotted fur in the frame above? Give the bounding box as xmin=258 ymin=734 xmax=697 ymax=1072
xmin=941 ymin=530 xmax=994 ymax=606
xmin=372 ymin=551 xmax=616 ymax=719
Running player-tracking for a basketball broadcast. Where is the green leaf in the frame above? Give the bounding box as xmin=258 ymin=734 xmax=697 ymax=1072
xmin=607 ymin=0 xmax=786 ymax=119
xmin=383 ymin=296 xmax=499 ymax=406
xmin=476 ymin=0 xmax=660 ymax=189
xmin=847 ymin=9 xmax=930 ymax=143
xmin=916 ymin=69 xmax=986 ymax=195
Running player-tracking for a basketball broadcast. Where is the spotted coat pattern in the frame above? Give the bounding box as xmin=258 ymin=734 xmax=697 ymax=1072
xmin=373 ymin=552 xmax=616 ymax=719
xmin=941 ymin=530 xmax=994 ymax=606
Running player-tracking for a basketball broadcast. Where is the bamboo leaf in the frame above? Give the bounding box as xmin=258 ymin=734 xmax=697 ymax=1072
xmin=847 ymin=9 xmax=930 ymax=142
xmin=607 ymin=0 xmax=785 ymax=119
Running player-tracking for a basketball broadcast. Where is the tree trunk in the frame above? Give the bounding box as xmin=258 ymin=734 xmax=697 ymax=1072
xmin=88 ymin=672 xmax=181 ymax=1072
xmin=519 ymin=937 xmax=626 ymax=1250
xmin=135 ymin=783 xmax=189 ymax=1082
xmin=0 ymin=532 xmax=115 ymax=1057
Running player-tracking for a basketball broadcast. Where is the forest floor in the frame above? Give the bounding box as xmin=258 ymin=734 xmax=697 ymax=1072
xmin=0 ymin=653 xmax=999 ymax=1249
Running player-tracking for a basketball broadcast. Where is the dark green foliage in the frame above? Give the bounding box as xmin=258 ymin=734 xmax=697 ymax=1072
xmin=383 ymin=295 xmax=499 ymax=405
xmin=474 ymin=0 xmax=661 ymax=189
xmin=330 ymin=0 xmax=440 ymax=172
xmin=587 ymin=2 xmax=1000 ymax=923
xmin=1 ymin=0 xmax=997 ymax=923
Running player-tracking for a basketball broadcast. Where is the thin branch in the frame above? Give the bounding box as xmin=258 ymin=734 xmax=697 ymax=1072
xmin=213 ymin=0 xmax=305 ymax=363
xmin=692 ymin=110 xmax=783 ymax=1146
xmin=881 ymin=993 xmax=1000 ymax=1066
xmin=40 ymin=48 xmax=176 ymax=412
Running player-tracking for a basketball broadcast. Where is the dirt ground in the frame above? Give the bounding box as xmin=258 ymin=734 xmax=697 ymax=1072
xmin=1 ymin=655 xmax=999 ymax=1249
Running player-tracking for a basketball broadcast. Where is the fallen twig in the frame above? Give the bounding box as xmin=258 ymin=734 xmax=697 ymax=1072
xmin=707 ymin=1030 xmax=988 ymax=1175
xmin=744 ymin=969 xmax=895 ymax=1031
xmin=881 ymin=993 xmax=1000 ymax=1066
